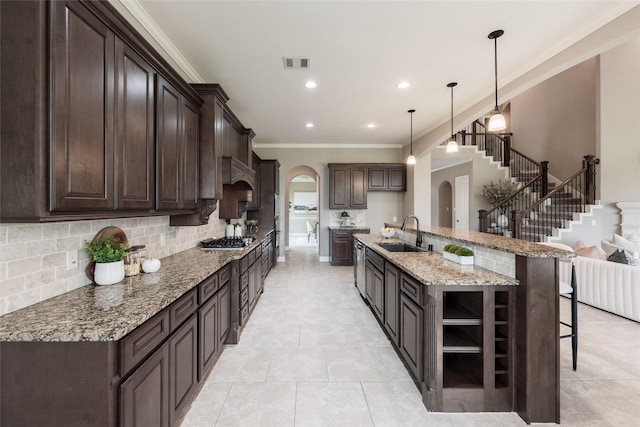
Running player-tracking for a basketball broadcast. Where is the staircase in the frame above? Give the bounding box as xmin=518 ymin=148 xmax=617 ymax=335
xmin=447 ymin=120 xmax=600 ymax=242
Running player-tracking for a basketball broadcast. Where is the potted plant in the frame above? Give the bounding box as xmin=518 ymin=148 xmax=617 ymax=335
xmin=481 ymin=179 xmax=519 ymax=227
xmin=85 ymin=236 xmax=128 ymax=285
xmin=442 ymin=243 xmax=474 ymax=265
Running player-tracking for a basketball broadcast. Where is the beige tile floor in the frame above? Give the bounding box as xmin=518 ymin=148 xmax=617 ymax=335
xmin=179 ymin=246 xmax=640 ymax=426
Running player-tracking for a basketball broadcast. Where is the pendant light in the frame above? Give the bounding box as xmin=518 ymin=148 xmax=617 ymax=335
xmin=446 ymin=82 xmax=459 ymax=153
xmin=488 ymin=29 xmax=506 ymax=132
xmin=406 ymin=109 xmax=416 ymax=165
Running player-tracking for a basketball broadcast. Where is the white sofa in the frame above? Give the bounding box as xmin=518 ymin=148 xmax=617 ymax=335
xmin=569 ymin=256 xmax=640 ymax=322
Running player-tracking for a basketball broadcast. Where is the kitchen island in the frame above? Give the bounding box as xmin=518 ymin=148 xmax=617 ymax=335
xmin=356 ymin=229 xmax=572 ymax=424
xmin=0 ymin=229 xmax=274 ymax=426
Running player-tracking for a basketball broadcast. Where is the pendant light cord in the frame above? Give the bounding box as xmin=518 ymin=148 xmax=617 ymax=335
xmin=494 ymin=36 xmax=498 ymax=109
xmin=408 ymin=109 xmax=415 ymax=155
xmin=451 ymin=85 xmax=454 ymax=138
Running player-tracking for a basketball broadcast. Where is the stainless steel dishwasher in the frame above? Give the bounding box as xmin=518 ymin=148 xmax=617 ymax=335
xmin=354 ymin=240 xmax=366 ymax=298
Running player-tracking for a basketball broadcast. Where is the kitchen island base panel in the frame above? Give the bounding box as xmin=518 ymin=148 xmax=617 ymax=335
xmin=515 ymin=255 xmax=560 ymax=424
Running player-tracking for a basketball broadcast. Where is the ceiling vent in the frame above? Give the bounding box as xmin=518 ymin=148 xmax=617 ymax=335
xmin=283 ymin=57 xmax=310 ymax=69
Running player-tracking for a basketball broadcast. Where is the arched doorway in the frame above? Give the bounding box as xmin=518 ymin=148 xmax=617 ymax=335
xmin=284 ymin=166 xmax=320 ymax=251
xmin=439 ymin=181 xmax=453 ymax=228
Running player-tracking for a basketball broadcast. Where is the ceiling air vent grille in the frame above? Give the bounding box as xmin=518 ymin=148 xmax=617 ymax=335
xmin=283 ymin=57 xmax=310 ymax=69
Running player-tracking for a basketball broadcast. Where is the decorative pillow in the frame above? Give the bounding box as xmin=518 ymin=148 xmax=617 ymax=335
xmin=612 ymin=234 xmax=640 ymax=253
xmin=607 ymin=249 xmax=631 ymax=265
xmin=575 ymin=240 xmax=608 ymax=261
xmin=626 ymin=232 xmax=640 ymax=243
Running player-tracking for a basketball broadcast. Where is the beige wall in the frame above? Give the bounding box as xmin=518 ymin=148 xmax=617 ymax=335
xmin=510 ymin=58 xmax=597 ymax=181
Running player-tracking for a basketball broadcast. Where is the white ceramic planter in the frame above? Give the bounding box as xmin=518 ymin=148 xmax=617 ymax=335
xmin=443 ymin=251 xmax=474 ymax=265
xmin=93 ymin=260 xmax=125 ymax=285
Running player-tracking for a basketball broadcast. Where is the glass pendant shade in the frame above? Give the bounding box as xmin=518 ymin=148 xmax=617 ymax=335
xmin=488 ymin=110 xmax=506 ymax=132
xmin=406 ymin=154 xmax=416 ymax=165
xmin=446 ymin=140 xmax=459 ymax=153
xmin=488 ymin=30 xmax=506 ymax=133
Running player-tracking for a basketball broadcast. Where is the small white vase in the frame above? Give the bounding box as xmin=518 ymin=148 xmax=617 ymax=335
xmin=497 ymin=214 xmax=509 ymax=228
xmin=94 ymin=260 xmax=125 ymax=285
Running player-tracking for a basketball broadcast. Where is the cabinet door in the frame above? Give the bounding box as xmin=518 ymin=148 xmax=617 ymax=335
xmin=350 ymin=167 xmax=367 ymax=209
xmin=388 ymin=167 xmax=406 ymax=191
xmin=198 ymin=292 xmax=218 ymax=381
xmin=115 ymin=39 xmax=155 ymax=210
xmin=365 ymin=261 xmax=374 ymax=305
xmin=121 ymin=344 xmax=169 ymax=427
xmin=169 ymin=315 xmax=197 ymax=425
xmin=329 ymin=165 xmax=349 ymax=209
xmin=51 ymin=1 xmax=115 ymax=211
xmin=372 ymin=266 xmax=385 ymax=321
xmin=248 ymin=262 xmax=258 ymax=308
xmin=156 ymin=76 xmax=182 ymax=210
xmin=385 ymin=263 xmax=400 ymax=345
xmin=218 ymin=282 xmax=231 ymax=348
xmin=400 ymin=292 xmax=424 ymax=381
xmin=367 ymin=167 xmax=387 ymax=191
xmin=331 ymin=232 xmax=352 ymax=265
xmin=182 ymin=99 xmax=199 ymax=209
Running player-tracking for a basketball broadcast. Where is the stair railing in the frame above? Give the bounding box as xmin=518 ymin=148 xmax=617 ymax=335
xmin=456 ymin=121 xmax=544 ymax=188
xmin=511 ymin=155 xmax=600 ymax=241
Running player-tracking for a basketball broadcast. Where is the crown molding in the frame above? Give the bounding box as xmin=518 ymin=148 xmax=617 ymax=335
xmin=253 ymin=143 xmax=402 ymax=149
xmin=115 ymin=0 xmax=204 ymax=83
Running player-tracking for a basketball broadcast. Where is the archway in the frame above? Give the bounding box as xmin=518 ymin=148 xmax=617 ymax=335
xmin=284 ymin=166 xmax=320 ymax=252
xmin=438 ymin=181 xmax=453 ymax=228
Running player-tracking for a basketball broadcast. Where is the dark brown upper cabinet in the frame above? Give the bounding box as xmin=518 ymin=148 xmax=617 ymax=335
xmin=192 ymin=84 xmax=230 ymax=201
xmin=328 ymin=164 xmax=367 ymax=210
xmin=1 ymin=0 xmax=203 ymax=222
xmin=367 ymin=164 xmax=407 ymax=192
xmin=50 ymin=0 xmax=116 ymax=212
xmin=115 ymin=39 xmax=155 ymax=210
xmin=156 ymin=76 xmax=200 ymax=211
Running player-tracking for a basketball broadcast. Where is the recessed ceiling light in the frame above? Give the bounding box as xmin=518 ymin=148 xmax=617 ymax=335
xmin=396 ymin=81 xmax=410 ymax=89
xmin=305 ymin=81 xmax=317 ymax=89
xmin=305 ymin=122 xmax=314 ymax=128
xmin=367 ymin=123 xmax=376 ymax=128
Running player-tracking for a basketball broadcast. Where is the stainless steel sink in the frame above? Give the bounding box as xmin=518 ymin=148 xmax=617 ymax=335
xmin=377 ymin=242 xmax=421 ymax=252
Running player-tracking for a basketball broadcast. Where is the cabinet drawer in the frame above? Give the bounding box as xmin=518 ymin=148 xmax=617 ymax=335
xmin=120 ymin=310 xmax=170 ymax=376
xmin=240 ymin=255 xmax=249 ymax=273
xmin=219 ymin=264 xmax=231 ymax=285
xmin=333 ymin=231 xmax=351 ymax=238
xmin=240 ymin=286 xmax=249 ymax=307
xmin=366 ymin=248 xmax=384 ymax=271
xmin=170 ymin=289 xmax=197 ymax=331
xmin=240 ymin=271 xmax=249 ymax=291
xmin=400 ymin=273 xmax=423 ymax=305
xmin=262 ymin=240 xmax=270 ymax=251
xmin=240 ymin=303 xmax=249 ymax=325
xmin=198 ymin=272 xmax=219 ymax=304
xmin=255 ymin=244 xmax=262 ymax=257
xmin=248 ymin=248 xmax=256 ymax=266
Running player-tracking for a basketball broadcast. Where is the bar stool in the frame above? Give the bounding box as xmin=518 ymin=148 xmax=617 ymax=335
xmin=540 ymin=241 xmax=578 ymax=371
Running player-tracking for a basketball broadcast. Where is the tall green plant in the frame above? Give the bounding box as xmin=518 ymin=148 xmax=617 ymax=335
xmin=85 ymin=236 xmax=127 ymax=263
xmin=481 ymin=179 xmax=519 ymax=211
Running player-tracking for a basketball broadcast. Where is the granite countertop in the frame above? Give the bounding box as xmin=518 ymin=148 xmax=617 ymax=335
xmin=0 ymin=230 xmax=274 ymax=343
xmin=355 ymin=234 xmax=518 ymax=287
xmin=383 ymin=223 xmax=574 ymax=258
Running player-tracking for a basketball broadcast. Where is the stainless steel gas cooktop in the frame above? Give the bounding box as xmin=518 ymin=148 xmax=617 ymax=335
xmin=200 ymin=237 xmax=255 ymax=250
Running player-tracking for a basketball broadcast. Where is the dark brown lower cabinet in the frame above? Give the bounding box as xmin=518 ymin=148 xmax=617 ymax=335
xmin=121 ymin=343 xmax=170 ymax=427
xmin=399 ymin=290 xmax=424 ymax=381
xmin=384 ymin=263 xmax=400 ymax=345
xmin=169 ymin=315 xmax=198 ymax=426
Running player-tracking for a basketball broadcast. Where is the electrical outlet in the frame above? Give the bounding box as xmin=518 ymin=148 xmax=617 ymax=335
xmin=160 ymin=233 xmax=166 ymax=246
xmin=66 ymin=250 xmax=78 ymax=270
xmin=392 ymin=216 xmax=397 ymax=223
xmin=592 ymin=220 xmax=596 ymax=226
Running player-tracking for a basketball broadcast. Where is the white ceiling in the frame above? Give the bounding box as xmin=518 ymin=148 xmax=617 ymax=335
xmin=121 ymin=1 xmax=638 ymax=148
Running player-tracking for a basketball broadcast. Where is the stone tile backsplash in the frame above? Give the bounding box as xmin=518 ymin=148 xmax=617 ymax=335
xmin=0 ymin=215 xmax=228 ymax=316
